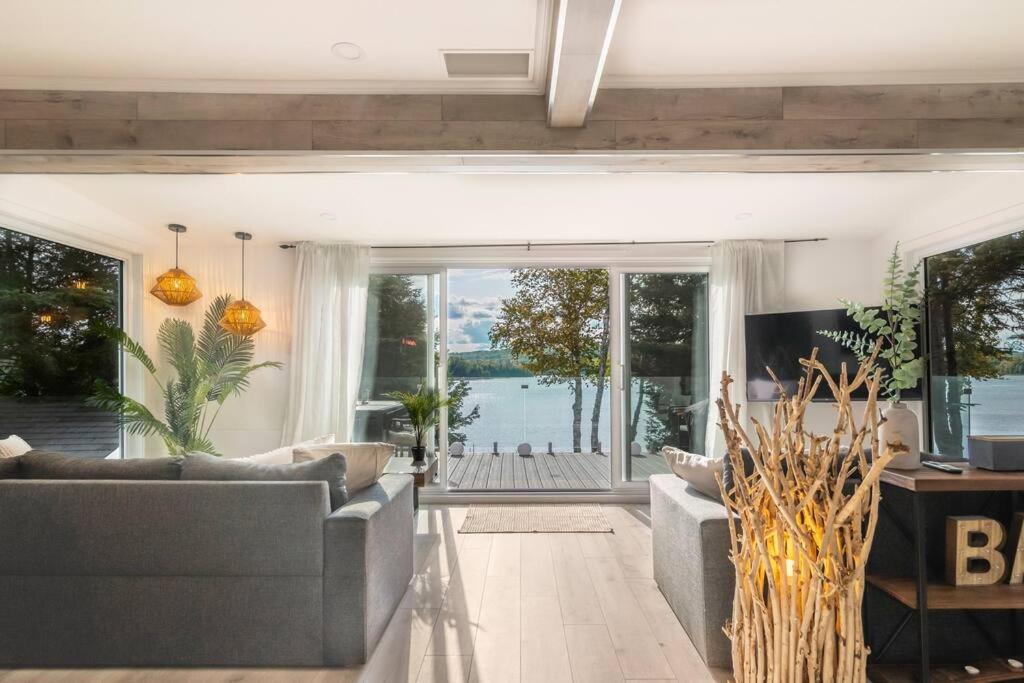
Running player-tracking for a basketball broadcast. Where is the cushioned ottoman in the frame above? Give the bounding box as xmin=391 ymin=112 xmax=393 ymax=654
xmin=650 ymin=473 xmax=734 ymax=668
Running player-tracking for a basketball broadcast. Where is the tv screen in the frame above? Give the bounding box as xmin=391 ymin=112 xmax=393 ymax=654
xmin=744 ymin=308 xmax=923 ymax=402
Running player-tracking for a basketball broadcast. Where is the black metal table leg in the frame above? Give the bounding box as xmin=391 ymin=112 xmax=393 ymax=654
xmin=914 ymin=493 xmax=930 ymax=682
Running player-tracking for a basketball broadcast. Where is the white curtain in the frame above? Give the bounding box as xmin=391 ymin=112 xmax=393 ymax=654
xmin=705 ymin=240 xmax=786 ymax=457
xmin=282 ymin=243 xmax=370 ymax=445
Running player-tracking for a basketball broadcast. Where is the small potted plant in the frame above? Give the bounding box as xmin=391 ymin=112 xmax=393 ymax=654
xmin=819 ymin=244 xmax=925 ymax=469
xmin=387 ymin=387 xmax=451 ymax=465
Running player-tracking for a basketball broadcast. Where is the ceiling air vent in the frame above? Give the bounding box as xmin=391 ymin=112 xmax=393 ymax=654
xmin=442 ymin=51 xmax=532 ymax=78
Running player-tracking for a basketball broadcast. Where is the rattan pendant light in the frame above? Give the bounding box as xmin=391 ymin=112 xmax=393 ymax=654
xmin=219 ymin=231 xmax=266 ymax=336
xmin=150 ymin=223 xmax=202 ymax=306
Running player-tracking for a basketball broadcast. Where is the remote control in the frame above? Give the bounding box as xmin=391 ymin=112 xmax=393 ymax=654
xmin=922 ymin=460 xmax=963 ymax=474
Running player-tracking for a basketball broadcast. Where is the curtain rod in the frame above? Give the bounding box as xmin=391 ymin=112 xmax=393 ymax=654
xmin=278 ymin=238 xmax=826 ymax=250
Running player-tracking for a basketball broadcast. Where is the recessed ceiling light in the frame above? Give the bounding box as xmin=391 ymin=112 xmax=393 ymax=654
xmin=320 ymin=212 xmax=337 ymax=221
xmin=331 ymin=42 xmax=364 ymax=61
xmin=735 ymin=212 xmax=753 ymax=221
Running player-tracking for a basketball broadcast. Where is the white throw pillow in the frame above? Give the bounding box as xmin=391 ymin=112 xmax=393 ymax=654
xmin=234 ymin=434 xmax=336 ymax=465
xmin=0 ymin=435 xmax=31 ymax=458
xmin=293 ymin=442 xmax=395 ymax=495
xmin=661 ymin=446 xmax=723 ymax=502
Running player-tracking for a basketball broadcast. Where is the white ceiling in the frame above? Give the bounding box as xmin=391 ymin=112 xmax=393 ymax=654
xmin=1 ymin=0 xmax=1022 ymax=94
xmin=605 ymin=0 xmax=1024 ymax=87
xmin=0 ymin=0 xmax=549 ymax=94
xmin=2 ymin=172 xmax=1023 ymax=252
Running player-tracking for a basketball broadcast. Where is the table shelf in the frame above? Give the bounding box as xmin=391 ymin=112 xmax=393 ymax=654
xmin=868 ymin=575 xmax=1024 ymax=611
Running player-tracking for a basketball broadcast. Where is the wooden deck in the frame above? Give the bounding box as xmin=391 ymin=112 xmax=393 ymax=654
xmin=446 ymin=450 xmax=671 ymax=490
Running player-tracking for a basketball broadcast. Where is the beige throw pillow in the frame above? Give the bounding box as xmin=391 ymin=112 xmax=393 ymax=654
xmin=234 ymin=434 xmax=336 ymax=465
xmin=293 ymin=442 xmax=394 ymax=495
xmin=661 ymin=446 xmax=723 ymax=501
xmin=0 ymin=435 xmax=32 ymax=459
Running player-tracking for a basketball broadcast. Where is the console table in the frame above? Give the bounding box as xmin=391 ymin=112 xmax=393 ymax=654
xmin=869 ymin=465 xmax=1024 ymax=682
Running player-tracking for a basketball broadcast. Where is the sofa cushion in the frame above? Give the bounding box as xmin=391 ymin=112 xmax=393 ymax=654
xmin=233 ymin=434 xmax=337 ymax=465
xmin=182 ymin=452 xmax=348 ymax=509
xmin=0 ymin=456 xmax=19 ymax=479
xmin=0 ymin=435 xmax=32 ymax=458
xmin=293 ymin=442 xmax=393 ymax=495
xmin=19 ymin=451 xmax=182 ymax=480
xmin=661 ymin=447 xmax=723 ymax=501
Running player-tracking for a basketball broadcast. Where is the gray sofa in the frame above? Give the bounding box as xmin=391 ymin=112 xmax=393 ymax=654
xmin=650 ymin=473 xmax=734 ymax=669
xmin=0 ymin=473 xmax=414 ymax=667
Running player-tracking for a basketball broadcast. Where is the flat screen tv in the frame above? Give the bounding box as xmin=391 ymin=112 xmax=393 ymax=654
xmin=744 ymin=308 xmax=923 ymax=402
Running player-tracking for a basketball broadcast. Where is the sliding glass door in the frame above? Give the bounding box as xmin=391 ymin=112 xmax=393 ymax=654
xmin=356 ymin=272 xmax=440 ymax=453
xmin=621 ymin=271 xmax=710 ymax=482
xmin=359 ymin=262 xmax=710 ymax=492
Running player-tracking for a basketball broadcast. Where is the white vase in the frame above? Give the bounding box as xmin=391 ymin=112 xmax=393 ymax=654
xmin=881 ymin=401 xmax=921 ymax=469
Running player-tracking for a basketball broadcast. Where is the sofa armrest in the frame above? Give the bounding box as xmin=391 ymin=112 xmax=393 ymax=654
xmin=322 ymin=474 xmax=414 ymax=666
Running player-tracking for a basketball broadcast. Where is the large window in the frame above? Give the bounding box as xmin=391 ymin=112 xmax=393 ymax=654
xmin=355 ymin=273 xmax=440 ymax=452
xmin=926 ymin=229 xmax=1024 ymax=457
xmin=0 ymin=226 xmax=123 ymax=458
xmin=623 ymin=271 xmax=709 ymax=481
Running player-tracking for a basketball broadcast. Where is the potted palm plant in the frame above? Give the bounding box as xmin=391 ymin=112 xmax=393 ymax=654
xmin=819 ymin=244 xmax=925 ymax=469
xmin=89 ymin=295 xmax=281 ymax=456
xmin=387 ymin=387 xmax=450 ymax=465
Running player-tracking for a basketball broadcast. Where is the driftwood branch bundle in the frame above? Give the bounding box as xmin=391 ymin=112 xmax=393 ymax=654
xmin=717 ymin=344 xmax=901 ymax=683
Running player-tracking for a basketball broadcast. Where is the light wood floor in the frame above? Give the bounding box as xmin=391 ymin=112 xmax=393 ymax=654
xmin=0 ymin=505 xmax=728 ymax=683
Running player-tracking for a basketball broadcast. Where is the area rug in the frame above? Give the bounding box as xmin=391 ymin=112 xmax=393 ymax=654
xmin=459 ymin=504 xmax=612 ymax=533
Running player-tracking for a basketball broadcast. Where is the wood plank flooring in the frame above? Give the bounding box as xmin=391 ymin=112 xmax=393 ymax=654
xmin=447 ymin=452 xmax=670 ymax=489
xmin=0 ymin=505 xmax=728 ymax=683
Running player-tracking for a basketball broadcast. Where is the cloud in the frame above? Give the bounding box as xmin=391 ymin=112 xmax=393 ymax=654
xmin=462 ymin=319 xmax=495 ymax=345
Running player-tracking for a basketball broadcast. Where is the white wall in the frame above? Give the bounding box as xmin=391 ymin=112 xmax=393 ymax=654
xmin=780 ymin=239 xmax=903 ymax=435
xmin=141 ymin=244 xmax=294 ymax=458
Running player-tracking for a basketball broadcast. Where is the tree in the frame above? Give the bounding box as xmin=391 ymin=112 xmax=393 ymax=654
xmin=446 ymin=377 xmax=480 ymax=444
xmin=625 ymin=273 xmax=708 ymax=452
xmin=0 ymin=227 xmax=120 ymax=399
xmin=925 ymin=230 xmax=1024 ymax=456
xmin=489 ymin=268 xmax=608 ymax=453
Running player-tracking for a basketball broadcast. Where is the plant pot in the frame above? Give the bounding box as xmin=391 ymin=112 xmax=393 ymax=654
xmin=881 ymin=401 xmax=921 ymax=469
xmin=410 ymin=446 xmax=427 ymax=465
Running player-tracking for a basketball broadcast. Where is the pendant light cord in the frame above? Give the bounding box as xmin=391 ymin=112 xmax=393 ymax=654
xmin=174 ymin=230 xmax=179 ymax=269
xmin=240 ymin=237 xmax=245 ymax=301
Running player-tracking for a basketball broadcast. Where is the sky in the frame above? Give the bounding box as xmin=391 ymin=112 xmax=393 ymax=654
xmin=447 ymin=268 xmax=513 ymax=353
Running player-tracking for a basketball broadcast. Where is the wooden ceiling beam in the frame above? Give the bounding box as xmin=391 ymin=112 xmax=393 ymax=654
xmin=546 ymin=0 xmax=622 ymax=127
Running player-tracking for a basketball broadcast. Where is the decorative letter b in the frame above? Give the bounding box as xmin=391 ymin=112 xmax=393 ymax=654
xmin=945 ymin=516 xmax=1007 ymax=587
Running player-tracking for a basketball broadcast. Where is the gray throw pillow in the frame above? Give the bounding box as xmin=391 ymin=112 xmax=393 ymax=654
xmin=181 ymin=452 xmax=349 ymax=509
xmin=18 ymin=450 xmax=182 ymax=480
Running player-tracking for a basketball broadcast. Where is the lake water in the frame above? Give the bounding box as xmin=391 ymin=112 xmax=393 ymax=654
xmin=456 ymin=377 xmax=614 ymax=453
xmin=963 ymin=374 xmax=1024 ymax=435
xmin=456 ymin=374 xmax=1024 ymax=453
